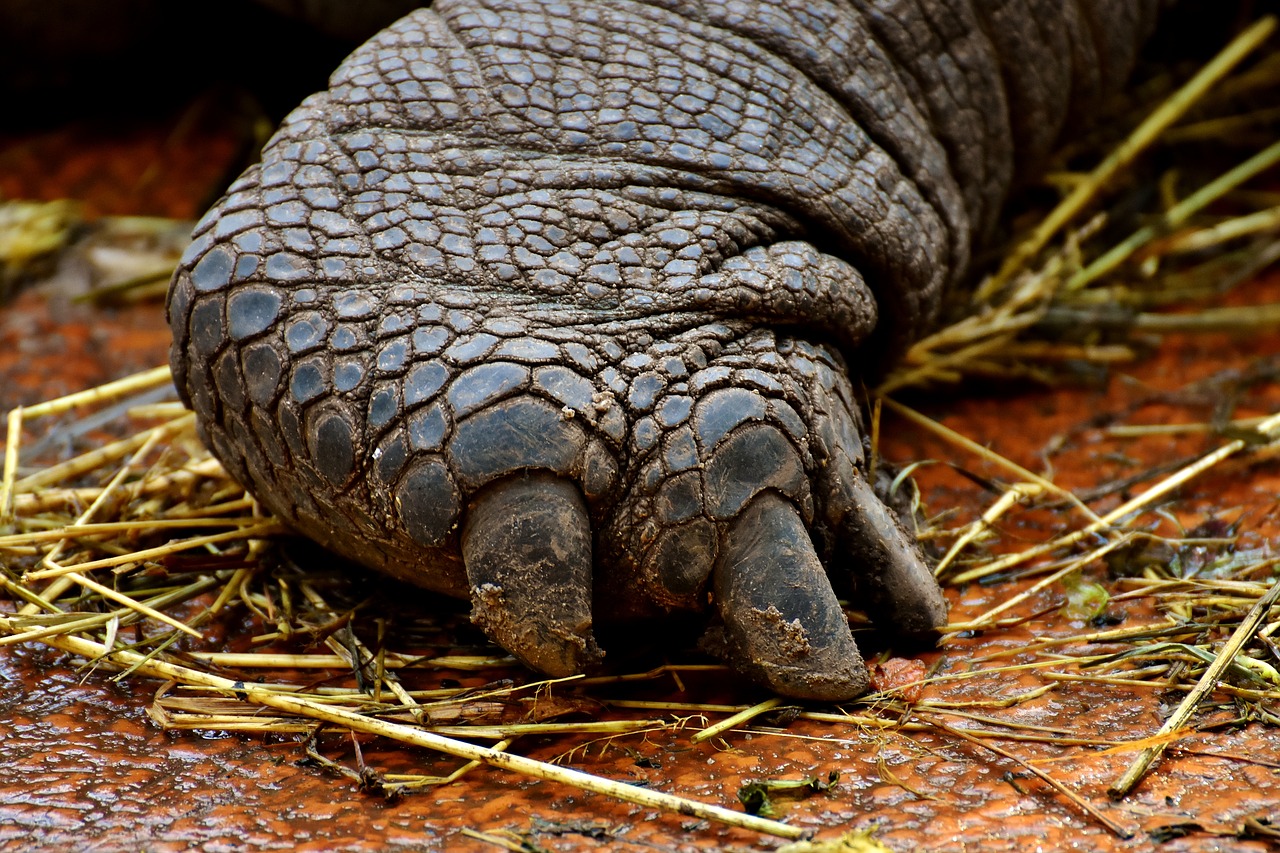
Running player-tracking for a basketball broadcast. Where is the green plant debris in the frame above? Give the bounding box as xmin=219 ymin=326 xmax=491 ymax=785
xmin=737 ymin=770 xmax=840 ymax=817
xmin=778 ymin=829 xmax=895 ymax=853
xmin=1061 ymin=572 xmax=1112 ymax=621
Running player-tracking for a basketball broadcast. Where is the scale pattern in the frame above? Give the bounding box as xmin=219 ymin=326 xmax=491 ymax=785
xmin=168 ymin=0 xmax=1157 ymax=699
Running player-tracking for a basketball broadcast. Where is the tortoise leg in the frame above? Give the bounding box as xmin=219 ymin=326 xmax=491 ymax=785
xmin=712 ymin=491 xmax=867 ymax=701
xmin=461 ymin=473 xmax=602 ymax=677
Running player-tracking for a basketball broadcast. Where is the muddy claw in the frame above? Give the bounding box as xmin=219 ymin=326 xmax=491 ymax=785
xmin=713 ymin=492 xmax=868 ymax=701
xmin=461 ymin=473 xmax=602 ymax=677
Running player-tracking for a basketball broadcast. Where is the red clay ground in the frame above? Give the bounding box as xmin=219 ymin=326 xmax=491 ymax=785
xmin=2 ymin=97 xmax=1279 ymax=853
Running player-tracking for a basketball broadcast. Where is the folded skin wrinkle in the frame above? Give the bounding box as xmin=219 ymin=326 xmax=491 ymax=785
xmin=167 ymin=0 xmax=1160 ymax=699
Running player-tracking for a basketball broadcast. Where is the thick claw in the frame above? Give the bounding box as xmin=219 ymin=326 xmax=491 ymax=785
xmin=461 ymin=473 xmax=602 ymax=677
xmin=712 ymin=492 xmax=868 ymax=701
xmin=838 ymin=475 xmax=948 ymax=641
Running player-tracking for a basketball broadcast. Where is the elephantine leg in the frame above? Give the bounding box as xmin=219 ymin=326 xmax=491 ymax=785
xmin=168 ymin=0 xmax=1160 ymax=698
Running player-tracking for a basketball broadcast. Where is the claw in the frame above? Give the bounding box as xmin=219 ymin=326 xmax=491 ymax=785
xmin=839 ymin=475 xmax=948 ymax=641
xmin=712 ymin=492 xmax=868 ymax=701
xmin=461 ymin=473 xmax=602 ymax=677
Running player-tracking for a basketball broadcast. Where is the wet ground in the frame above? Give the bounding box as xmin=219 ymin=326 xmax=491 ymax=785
xmin=2 ymin=90 xmax=1279 ymax=853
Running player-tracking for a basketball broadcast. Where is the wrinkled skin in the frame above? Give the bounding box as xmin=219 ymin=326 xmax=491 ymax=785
xmin=168 ymin=0 xmax=1158 ymax=700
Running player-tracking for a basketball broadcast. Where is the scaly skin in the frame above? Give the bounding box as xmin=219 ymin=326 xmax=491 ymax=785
xmin=168 ymin=0 xmax=1158 ymax=700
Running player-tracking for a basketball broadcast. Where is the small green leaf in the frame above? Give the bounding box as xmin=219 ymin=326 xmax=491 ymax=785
xmin=737 ymin=771 xmax=840 ymax=816
xmin=1062 ymin=571 xmax=1110 ymax=621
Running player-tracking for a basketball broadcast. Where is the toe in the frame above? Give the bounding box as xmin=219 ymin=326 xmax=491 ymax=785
xmin=836 ymin=473 xmax=948 ymax=641
xmin=814 ymin=394 xmax=948 ymax=641
xmin=461 ymin=473 xmax=602 ymax=677
xmin=712 ymin=492 xmax=868 ymax=701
